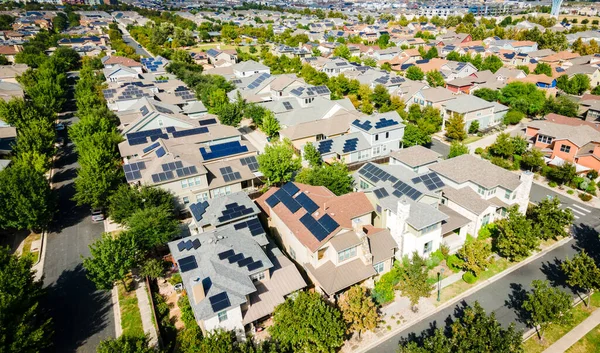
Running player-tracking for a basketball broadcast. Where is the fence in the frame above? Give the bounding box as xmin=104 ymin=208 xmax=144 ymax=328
xmin=145 ymin=276 xmax=163 ymax=349
xmin=347 ymin=156 xmax=390 ymax=172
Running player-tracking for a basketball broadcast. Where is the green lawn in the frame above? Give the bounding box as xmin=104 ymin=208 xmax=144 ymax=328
xmin=565 ymin=322 xmax=600 ymax=353
xmin=21 ymin=232 xmax=41 ymax=264
xmin=118 ymin=280 xmax=144 ymax=337
xmin=523 ymin=293 xmax=600 ymax=353
xmin=464 ymin=135 xmax=483 ymax=144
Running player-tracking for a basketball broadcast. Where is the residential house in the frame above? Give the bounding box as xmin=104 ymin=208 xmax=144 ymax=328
xmin=322 ymin=58 xmax=357 ymax=77
xmin=525 ymin=115 xmax=600 ymax=173
xmin=168 ymin=192 xmax=305 ymax=337
xmin=411 ymin=86 xmax=456 ymax=110
xmin=103 ymin=64 xmax=139 ymax=82
xmin=389 ymin=145 xmax=441 ymax=173
xmin=517 ymin=74 xmax=557 ymax=89
xmin=232 ymin=60 xmax=270 ymax=78
xmin=256 ymin=182 xmax=397 ymax=296
xmin=206 ymin=48 xmax=237 ymax=65
xmin=442 ymin=95 xmax=508 ymax=132
xmin=140 ymin=56 xmax=169 ymax=74
xmin=101 ymin=55 xmax=143 ymax=74
xmin=0 ymin=64 xmax=28 ymax=84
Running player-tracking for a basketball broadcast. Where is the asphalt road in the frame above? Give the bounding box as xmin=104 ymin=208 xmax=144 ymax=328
xmin=427 ymin=138 xmax=450 ymax=157
xmin=367 ymin=183 xmax=600 ymax=352
xmin=42 ymin=109 xmax=115 ymax=352
xmin=122 ymin=34 xmax=152 ymax=58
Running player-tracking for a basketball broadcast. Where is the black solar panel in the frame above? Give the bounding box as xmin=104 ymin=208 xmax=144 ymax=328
xmin=358 ymin=163 xmax=398 ymax=184
xmin=352 ymin=119 xmax=373 ymax=131
xmin=342 ymin=138 xmax=359 ymax=153
xmin=192 ymin=239 xmax=201 ymax=249
xmin=411 ymin=172 xmax=445 ymax=191
xmin=189 ymin=201 xmax=209 ymax=221
xmin=240 ymin=156 xmax=259 ymax=172
xmin=300 ymin=213 xmax=329 ymax=241
xmin=237 ymin=257 xmax=254 ymax=267
xmin=318 ymin=140 xmax=333 ymax=154
xmin=247 ymin=260 xmax=263 ymax=271
xmin=283 ymin=101 xmax=293 ymax=110
xmin=373 ymin=188 xmax=389 ymax=199
xmin=281 ymin=182 xmax=299 ymax=196
xmin=217 ymin=249 xmax=235 ymax=260
xmin=209 ymin=292 xmax=231 ymax=312
xmin=265 ymin=194 xmax=280 ymax=207
xmin=172 ymin=127 xmax=209 ymax=138
xmin=198 ymin=118 xmax=217 ymax=126
xmin=178 ymin=255 xmax=198 ymax=273
xmin=275 ymin=189 xmax=301 ymax=213
xmin=228 ymin=253 xmax=245 ymax=264
xmin=295 ymin=192 xmax=319 ymax=214
xmin=319 ymin=214 xmax=339 ymax=234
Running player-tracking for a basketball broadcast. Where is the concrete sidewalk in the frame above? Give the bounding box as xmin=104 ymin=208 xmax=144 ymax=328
xmin=542 ymin=308 xmax=600 ymax=353
xmin=136 ymin=281 xmax=159 ymax=347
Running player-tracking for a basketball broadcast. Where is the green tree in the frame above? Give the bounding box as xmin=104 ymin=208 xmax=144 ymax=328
xmin=445 ymin=113 xmax=467 ymax=141
xmin=473 ymin=88 xmax=499 ymax=102
xmin=424 ymin=46 xmax=439 ymax=60
xmin=481 ymin=55 xmax=503 ymax=73
xmin=107 ymin=185 xmax=174 ymax=225
xmin=83 ymin=232 xmax=142 ymax=291
xmin=371 ymin=84 xmax=391 ymax=109
xmin=97 ymin=335 xmax=154 ymax=353
xmin=533 ymin=63 xmax=553 ymax=77
xmin=258 ymin=138 xmax=301 ymax=186
xmin=561 ymin=251 xmax=600 ymax=307
xmin=446 ymin=51 xmax=461 ymax=61
xmin=521 ymin=148 xmax=545 ymax=171
xmin=362 ymin=57 xmax=377 ymax=67
xmin=261 ymin=110 xmax=280 ymax=138
xmin=244 ymin=103 xmax=267 ymax=126
xmin=489 ymin=132 xmax=515 ymax=158
xmin=303 ymin=142 xmax=322 ymax=168
xmin=333 ymin=44 xmax=351 ymax=59
xmin=0 ymin=163 xmax=53 ymax=231
xmin=397 ymin=253 xmax=431 ymax=311
xmin=426 ymin=71 xmax=445 ymax=87
xmin=270 ymin=291 xmax=346 ymax=353
xmin=398 ymin=301 xmax=523 ymax=353
xmin=547 ymin=162 xmax=576 ymax=184
xmin=171 ymin=49 xmax=192 ymax=63
xmin=139 ymin=258 xmax=167 ymax=280
xmin=126 ymin=207 xmax=179 ymax=251
xmin=0 ymin=247 xmax=52 ymax=353
xmin=527 ymin=198 xmax=573 ymax=241
xmin=523 ymin=279 xmax=573 ymax=340
xmin=543 ymin=95 xmax=579 ymax=117
xmin=516 ymin=65 xmax=530 ymax=75
xmin=557 ymin=74 xmax=591 ymax=95
xmin=499 ymin=82 xmax=547 ymax=116
xmin=295 ymin=160 xmax=354 ymax=196
xmin=495 ymin=207 xmax=540 ymax=261
xmin=504 ymin=109 xmax=525 ymax=125
xmin=406 ymin=66 xmax=424 ymax=81
xmin=468 ymin=120 xmax=479 ymax=134
xmin=403 ymin=124 xmax=431 ymax=147
xmin=338 ymin=285 xmax=379 ymax=337
xmin=457 ymin=237 xmax=491 ymax=276
xmin=447 ymin=141 xmax=469 ymax=158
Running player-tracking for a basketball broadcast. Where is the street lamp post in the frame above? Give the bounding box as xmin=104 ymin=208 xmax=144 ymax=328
xmin=437 ymin=268 xmax=445 ymax=302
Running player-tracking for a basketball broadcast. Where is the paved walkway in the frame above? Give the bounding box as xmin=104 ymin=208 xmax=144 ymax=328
xmin=136 ymin=281 xmax=159 ymax=347
xmin=542 ymin=308 xmax=600 ymax=353
xmin=467 ymin=122 xmax=526 ymax=153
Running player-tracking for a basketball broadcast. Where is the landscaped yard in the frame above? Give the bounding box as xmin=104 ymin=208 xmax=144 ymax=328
xmin=463 ymin=135 xmax=483 ymax=144
xmin=566 ymin=322 xmax=600 ymax=353
xmin=118 ymin=279 xmax=144 ymax=337
xmin=21 ymin=232 xmax=41 ymax=264
xmin=523 ymin=293 xmax=600 ymax=353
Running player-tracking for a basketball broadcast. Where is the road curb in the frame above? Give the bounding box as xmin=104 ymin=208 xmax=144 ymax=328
xmin=353 ymin=236 xmax=573 ymax=353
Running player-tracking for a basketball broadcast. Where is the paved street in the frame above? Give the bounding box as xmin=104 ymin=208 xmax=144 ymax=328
xmin=117 ymin=23 xmax=152 ymax=57
xmin=427 ymin=138 xmax=450 ymax=157
xmin=367 ymin=183 xmax=600 ymax=352
xmin=42 ymin=110 xmax=115 ymax=352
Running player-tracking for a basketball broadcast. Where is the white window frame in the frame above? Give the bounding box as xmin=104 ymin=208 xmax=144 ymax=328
xmin=374 ymin=261 xmax=385 ymax=274
xmin=218 ymin=311 xmax=228 ymax=322
xmin=251 ymin=272 xmax=265 ymax=281
xmin=560 ymin=144 xmax=571 ymax=153
xmin=182 ymin=196 xmax=190 ymax=205
xmin=423 ymin=241 xmax=433 ymax=256
xmin=337 ymin=246 xmax=357 ymax=262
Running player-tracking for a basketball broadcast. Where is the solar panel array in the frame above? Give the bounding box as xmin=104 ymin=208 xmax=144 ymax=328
xmin=282 ymin=101 xmax=293 ymax=110
xmin=198 ymin=118 xmax=217 ymax=126
xmin=176 ymin=166 xmax=198 ymax=178
xmin=265 ymin=182 xmax=301 ymax=213
xmin=178 ymin=255 xmax=198 ymax=273
xmin=295 ymin=192 xmax=319 ymax=214
xmin=200 ymin=141 xmax=249 ymax=161
xmin=174 ymin=87 xmax=196 ymax=101
xmin=392 ymin=180 xmax=423 ymax=200
xmin=123 ymin=162 xmax=146 ymax=182
xmin=189 ymin=201 xmax=209 ymax=221
xmin=290 ymin=87 xmax=304 ymax=96
xmin=217 ymin=249 xmax=264 ymax=272
xmin=218 ymin=202 xmax=254 ymax=222
xmin=209 ymin=292 xmax=230 ymax=312
xmin=342 ymin=138 xmax=359 ymax=153
xmin=240 ymin=156 xmax=259 ymax=172
xmin=162 ymin=161 xmax=183 ymax=171
xmin=299 ymin=213 xmax=339 ymax=241
xmin=176 ymin=238 xmax=201 ymax=252
xmin=127 ymin=129 xmax=162 ymax=142
xmin=166 ymin=126 xmax=176 ymax=133
xmin=116 ymin=84 xmax=147 ymax=100
xmin=246 ymin=73 xmax=271 ymax=89
xmin=234 ymin=218 xmax=264 ymax=237
xmin=219 ymin=166 xmax=242 ymax=183
xmin=172 ymin=127 xmax=208 ymax=138
xmin=102 ymin=88 xmax=117 ymax=99
xmin=317 ymin=140 xmax=333 ymax=154
xmin=411 ymin=172 xmax=445 ymax=191
xmin=373 ymin=187 xmax=389 ymax=199
xmin=151 ymin=170 xmax=174 ymax=183
xmin=141 ymin=57 xmax=166 ymax=72
xmin=143 ymin=142 xmax=160 ymax=154
xmin=374 ymin=118 xmax=399 ymax=129
xmin=358 ymin=163 xmax=399 ymax=184
xmin=352 ymin=119 xmax=373 ymax=131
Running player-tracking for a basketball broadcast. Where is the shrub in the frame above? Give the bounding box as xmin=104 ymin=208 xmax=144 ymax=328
xmin=440 ymin=244 xmax=450 ymax=258
xmin=490 ymin=156 xmax=514 ymax=170
xmin=548 ymin=181 xmax=557 ymax=187
xmin=567 ymin=189 xmax=574 ymax=195
xmin=446 ymin=254 xmax=464 ymax=273
xmin=478 ymin=224 xmax=496 ymax=240
xmin=168 ymin=273 xmax=182 ymax=286
xmin=512 ymin=154 xmax=521 ymax=170
xmin=588 ymin=170 xmax=599 ymax=180
xmin=427 ymin=250 xmax=445 ymax=269
xmin=579 ymin=193 xmax=593 ymax=202
xmin=503 ymin=110 xmax=525 ymax=125
xmin=586 ymin=182 xmax=597 ymax=196
xmin=475 ymin=147 xmax=484 ymax=155
xmin=463 ymin=272 xmax=477 ymax=284
xmin=372 ymin=265 xmax=401 ymax=305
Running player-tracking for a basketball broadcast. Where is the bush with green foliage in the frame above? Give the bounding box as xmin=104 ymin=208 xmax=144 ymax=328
xmin=372 ymin=264 xmax=401 ymax=305
xmin=463 ymin=272 xmax=477 ymax=284
xmin=580 ymin=193 xmax=593 ymax=201
xmin=503 ymin=110 xmax=525 ymax=125
xmin=446 ymin=254 xmax=464 ymax=273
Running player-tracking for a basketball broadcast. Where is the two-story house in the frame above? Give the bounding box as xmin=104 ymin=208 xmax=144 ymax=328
xmin=314 ymin=111 xmax=405 ymax=163
xmin=256 ymin=182 xmax=397 ymax=297
xmin=442 ymin=95 xmax=508 ymax=132
xmin=168 ymin=192 xmax=305 ymax=338
xmin=525 ymin=115 xmax=600 ymax=173
xmin=232 ymin=60 xmax=270 ymax=78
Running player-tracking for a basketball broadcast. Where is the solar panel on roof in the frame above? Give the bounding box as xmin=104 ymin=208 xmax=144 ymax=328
xmin=282 ymin=101 xmax=293 ymax=110
xmin=319 ymin=214 xmax=339 ymax=234
xmin=200 ymin=141 xmax=249 ymax=161
xmin=143 ymin=142 xmax=160 ymax=153
xmin=295 ymin=192 xmax=319 ymax=214
xmin=199 ymin=118 xmax=217 ymax=126
xmin=343 ymin=138 xmax=359 ymax=153
xmin=172 ymin=127 xmax=209 ymax=138
xmin=238 ymin=257 xmax=254 ymax=267
xmin=189 ymin=201 xmax=209 ymax=221
xmin=155 ymin=147 xmax=166 ymax=157
xmin=218 ymin=249 xmax=235 ymax=260
xmin=247 ymin=260 xmax=263 ymax=272
xmin=353 ymin=119 xmax=373 ymax=131
xmin=178 ymin=255 xmax=198 ymax=272
xmin=276 ymin=189 xmax=301 ymax=213
xmin=266 ymin=194 xmax=280 ymax=207
xmin=209 ymin=292 xmax=231 ymax=312
xmin=228 ymin=253 xmax=245 ymax=264
xmin=128 ymin=137 xmax=148 ymax=146
xmin=281 ymin=182 xmax=299 ymax=196
xmin=166 ymin=126 xmax=176 ymax=133
xmin=177 ymin=240 xmax=186 ymax=252
xmin=240 ymin=156 xmax=259 ymax=172
xmin=192 ymin=239 xmax=201 ymax=249
xmin=318 ymin=140 xmax=333 ymax=154
xmin=373 ymin=188 xmax=389 ymax=199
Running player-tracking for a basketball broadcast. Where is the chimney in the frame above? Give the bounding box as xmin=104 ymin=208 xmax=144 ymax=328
xmin=192 ymin=279 xmax=205 ymax=304
xmin=392 ymin=197 xmax=411 ymax=259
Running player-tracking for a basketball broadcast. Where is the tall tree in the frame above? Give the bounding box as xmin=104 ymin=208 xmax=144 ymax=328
xmin=338 ymin=285 xmax=379 ymax=337
xmin=495 ymin=206 xmax=540 ymax=261
xmin=523 ymin=280 xmax=573 ymax=340
xmin=83 ymin=232 xmax=142 ymax=291
xmin=97 ymin=335 xmax=154 ymax=353
xmin=447 ymin=141 xmax=469 ymax=158
xmin=445 ymin=113 xmax=467 ymax=141
xmin=258 ymin=138 xmax=301 ymax=186
xmin=125 ymin=207 xmax=179 ymax=251
xmin=107 ymin=185 xmax=174 ymax=225
xmin=527 ymin=198 xmax=573 ymax=241
xmin=499 ymin=82 xmax=546 ymax=116
xmin=398 ymin=301 xmax=523 ymax=353
xmin=260 ymin=110 xmax=280 ymax=138
xmin=270 ymin=291 xmax=346 ymax=353
xmin=521 ymin=148 xmax=545 ymax=172
xmin=295 ymin=160 xmax=354 ymax=196
xmin=303 ymin=142 xmax=322 ymax=168
xmin=406 ymin=66 xmax=424 ymax=81
xmin=426 ymin=71 xmax=445 ymax=87
xmin=398 ymin=252 xmax=431 ymax=311
xmin=0 ymin=247 xmax=53 ymax=353
xmin=481 ymin=55 xmax=503 ymax=73
xmin=457 ymin=237 xmax=491 ymax=276
xmin=561 ymin=251 xmax=600 ymax=307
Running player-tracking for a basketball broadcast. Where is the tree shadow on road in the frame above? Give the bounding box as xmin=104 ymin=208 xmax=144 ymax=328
xmin=572 ymin=224 xmax=600 ymax=262
xmin=540 ymin=257 xmax=568 ymax=288
xmin=504 ymin=283 xmax=531 ymax=326
xmin=42 ymin=264 xmax=113 ymax=353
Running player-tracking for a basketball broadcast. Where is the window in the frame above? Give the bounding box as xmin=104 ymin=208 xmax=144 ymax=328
xmin=373 ymin=146 xmax=381 ymax=155
xmin=375 ymin=134 xmax=379 ymax=141
xmin=560 ymin=144 xmax=571 ymax=153
xmin=482 ymin=213 xmax=491 ymax=226
xmin=385 ymin=132 xmax=390 ymax=138
xmin=421 ymin=223 xmax=438 ymax=234
xmin=423 ymin=241 xmax=433 ymax=255
xmin=212 ymin=185 xmax=231 ymax=198
xmin=358 ymin=150 xmax=370 ymax=160
xmin=182 ymin=196 xmax=190 ymax=205
xmin=218 ymin=311 xmax=228 ymax=322
xmin=487 ymin=188 xmax=496 ymax=197
xmin=374 ymin=261 xmax=385 ymax=274
xmin=478 ymin=186 xmax=485 ymax=195
xmin=359 ymin=179 xmax=371 ymax=189
xmin=376 ymin=204 xmax=382 ymax=214
xmin=181 ymin=177 xmax=202 ymax=189
xmin=157 ymin=119 xmax=164 ymax=127
xmin=504 ymin=190 xmax=512 ymax=199
xmin=338 ymin=246 xmax=357 ymax=262
xmin=251 ymin=272 xmax=265 ymax=281
xmin=196 ymin=192 xmax=209 ymax=202
xmin=538 ymin=135 xmax=553 ymax=144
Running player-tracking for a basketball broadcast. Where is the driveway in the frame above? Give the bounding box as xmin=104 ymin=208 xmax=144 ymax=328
xmin=42 ymin=111 xmax=115 ymax=353
xmin=366 ymin=184 xmax=600 ymax=352
xmin=426 ymin=138 xmax=450 ymax=157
